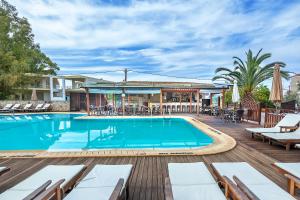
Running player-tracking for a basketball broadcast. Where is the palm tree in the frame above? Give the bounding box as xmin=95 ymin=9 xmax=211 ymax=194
xmin=212 ymin=49 xmax=289 ymax=109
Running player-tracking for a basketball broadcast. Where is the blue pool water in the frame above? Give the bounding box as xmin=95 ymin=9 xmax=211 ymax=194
xmin=0 ymin=114 xmax=213 ymax=150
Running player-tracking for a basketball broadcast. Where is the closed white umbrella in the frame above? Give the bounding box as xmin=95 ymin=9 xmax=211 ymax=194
xmin=31 ymin=89 xmax=38 ymax=101
xmin=232 ymin=80 xmax=240 ymax=103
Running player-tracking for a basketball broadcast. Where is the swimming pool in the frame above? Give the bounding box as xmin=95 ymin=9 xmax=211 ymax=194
xmin=0 ymin=114 xmax=213 ymax=151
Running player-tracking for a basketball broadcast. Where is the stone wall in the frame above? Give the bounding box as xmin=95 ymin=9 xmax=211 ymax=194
xmin=0 ymin=100 xmax=70 ymax=112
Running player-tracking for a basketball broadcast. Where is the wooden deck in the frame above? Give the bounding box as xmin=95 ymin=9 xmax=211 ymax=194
xmin=0 ymin=114 xmax=299 ymax=199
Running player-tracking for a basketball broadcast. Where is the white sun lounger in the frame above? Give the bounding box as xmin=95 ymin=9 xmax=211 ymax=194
xmin=0 ymin=165 xmax=86 ymax=200
xmin=10 ymin=104 xmax=21 ymax=110
xmin=29 ymin=104 xmax=44 ymax=112
xmin=40 ymin=103 xmax=51 ymax=112
xmin=0 ymin=167 xmax=9 ymax=176
xmin=0 ymin=104 xmax=13 ymax=112
xmin=211 ymin=162 xmax=296 ymax=200
xmin=245 ymin=114 xmax=300 ymax=137
xmin=44 ymin=164 xmax=133 ymax=200
xmin=273 ymin=163 xmax=300 ymax=196
xmin=16 ymin=103 xmax=33 ymax=112
xmin=261 ymin=128 xmax=300 ymax=150
xmin=165 ymin=162 xmax=226 ymax=200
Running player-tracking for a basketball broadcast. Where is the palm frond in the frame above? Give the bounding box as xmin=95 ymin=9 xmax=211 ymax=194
xmin=214 ymin=67 xmax=233 ymax=74
xmin=212 ymin=75 xmax=233 ymax=82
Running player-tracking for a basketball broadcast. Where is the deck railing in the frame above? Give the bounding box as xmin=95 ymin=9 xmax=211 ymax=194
xmin=264 ymin=108 xmax=297 ymax=128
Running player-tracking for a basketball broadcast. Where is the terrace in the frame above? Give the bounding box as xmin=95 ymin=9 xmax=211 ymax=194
xmin=0 ymin=114 xmax=299 ymax=199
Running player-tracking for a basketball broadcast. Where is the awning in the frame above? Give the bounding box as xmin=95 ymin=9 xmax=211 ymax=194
xmin=89 ymin=89 xmax=123 ymax=94
xmin=88 ymin=88 xmax=161 ymax=94
xmin=125 ymin=89 xmax=161 ymax=94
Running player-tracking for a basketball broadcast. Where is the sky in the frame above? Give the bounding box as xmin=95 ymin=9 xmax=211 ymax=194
xmin=9 ymin=0 xmax=300 ymax=88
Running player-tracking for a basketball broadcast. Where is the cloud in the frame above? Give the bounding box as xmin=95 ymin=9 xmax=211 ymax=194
xmin=8 ymin=0 xmax=300 ymax=88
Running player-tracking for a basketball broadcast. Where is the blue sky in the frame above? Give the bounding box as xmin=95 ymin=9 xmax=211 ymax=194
xmin=10 ymin=0 xmax=300 ymax=87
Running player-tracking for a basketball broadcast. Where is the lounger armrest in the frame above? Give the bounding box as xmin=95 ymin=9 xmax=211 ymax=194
xmin=0 ymin=167 xmax=10 ymax=176
xmin=164 ymin=177 xmax=174 ymax=200
xmin=109 ymin=178 xmax=124 ymax=200
xmin=222 ymin=176 xmax=250 ymax=200
xmin=32 ymin=179 xmax=65 ymax=200
xmin=285 ymin=174 xmax=300 ymax=186
xmin=233 ymin=176 xmax=260 ymax=200
xmin=23 ymin=180 xmax=52 ymax=200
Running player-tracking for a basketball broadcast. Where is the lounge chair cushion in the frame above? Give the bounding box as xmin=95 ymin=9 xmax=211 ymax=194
xmin=76 ymin=164 xmax=132 ymax=188
xmin=262 ymin=132 xmax=300 ymax=140
xmin=0 ymin=167 xmax=6 ymax=172
xmin=11 ymin=104 xmax=20 ymax=109
xmin=275 ymin=163 xmax=300 ymax=178
xmin=246 ymin=114 xmax=300 ymax=133
xmin=171 ymin=184 xmax=225 ymax=200
xmin=245 ymin=127 xmax=281 ymax=133
xmin=276 ymin=114 xmax=300 ymax=127
xmin=64 ymin=186 xmax=115 ymax=200
xmin=64 ymin=164 xmax=133 ymax=200
xmin=24 ymin=104 xmax=33 ymax=109
xmin=0 ymin=165 xmax=85 ymax=200
xmin=168 ymin=162 xmax=225 ymax=200
xmin=212 ymin=162 xmax=295 ymax=200
xmin=168 ymin=162 xmax=216 ymax=185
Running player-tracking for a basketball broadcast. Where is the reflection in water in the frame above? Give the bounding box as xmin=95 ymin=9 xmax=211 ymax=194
xmin=0 ymin=115 xmax=213 ymax=150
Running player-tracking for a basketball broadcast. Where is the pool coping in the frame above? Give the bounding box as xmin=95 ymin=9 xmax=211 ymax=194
xmin=0 ymin=115 xmax=236 ymax=158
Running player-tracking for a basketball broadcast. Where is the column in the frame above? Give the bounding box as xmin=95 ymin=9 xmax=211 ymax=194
xmin=160 ymin=89 xmax=163 ymax=115
xmin=85 ymin=88 xmax=90 ymax=115
xmin=221 ymin=89 xmax=225 ymax=109
xmin=210 ymin=93 xmax=213 ymax=107
xmin=122 ymin=94 xmax=125 ymax=115
xmin=189 ymin=92 xmax=192 ymax=113
xmin=196 ymin=90 xmax=200 ymax=115
xmin=179 ymin=93 xmax=182 ymax=112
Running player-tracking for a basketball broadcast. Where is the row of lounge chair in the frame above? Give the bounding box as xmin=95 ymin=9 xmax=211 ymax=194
xmin=245 ymin=113 xmax=300 ymax=150
xmin=0 ymin=162 xmax=299 ymax=200
xmin=0 ymin=103 xmax=51 ymax=113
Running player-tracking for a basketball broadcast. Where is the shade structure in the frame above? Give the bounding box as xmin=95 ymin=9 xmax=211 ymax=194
xmin=269 ymin=64 xmax=283 ymax=103
xmin=31 ymin=89 xmax=38 ymax=101
xmin=89 ymin=88 xmax=122 ymax=94
xmin=125 ymin=88 xmax=160 ymax=94
xmin=232 ymin=80 xmax=240 ymax=103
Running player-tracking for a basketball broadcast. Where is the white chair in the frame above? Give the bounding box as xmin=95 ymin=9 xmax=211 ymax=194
xmin=0 ymin=104 xmax=13 ymax=112
xmin=0 ymin=167 xmax=9 ymax=176
xmin=245 ymin=114 xmax=300 ymax=137
xmin=63 ymin=164 xmax=133 ymax=200
xmin=10 ymin=104 xmax=21 ymax=110
xmin=261 ymin=128 xmax=300 ymax=150
xmin=165 ymin=162 xmax=225 ymax=200
xmin=30 ymin=104 xmax=44 ymax=112
xmin=0 ymin=165 xmax=86 ymax=200
xmin=273 ymin=162 xmax=300 ymax=196
xmin=211 ymin=162 xmax=296 ymax=200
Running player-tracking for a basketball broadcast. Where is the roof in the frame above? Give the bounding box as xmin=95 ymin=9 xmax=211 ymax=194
xmin=82 ymin=80 xmax=229 ymax=90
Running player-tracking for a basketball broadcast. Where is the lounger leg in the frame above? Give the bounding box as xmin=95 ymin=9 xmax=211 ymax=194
xmin=56 ymin=188 xmax=62 ymax=200
xmin=286 ymin=143 xmax=291 ymax=151
xmin=287 ymin=178 xmax=295 ymax=196
xmin=224 ymin=183 xmax=230 ymax=198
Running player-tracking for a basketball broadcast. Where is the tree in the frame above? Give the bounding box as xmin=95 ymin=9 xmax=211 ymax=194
xmin=0 ymin=0 xmax=59 ymax=99
xmin=212 ymin=49 xmax=289 ymax=109
xmin=253 ymin=85 xmax=274 ymax=108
